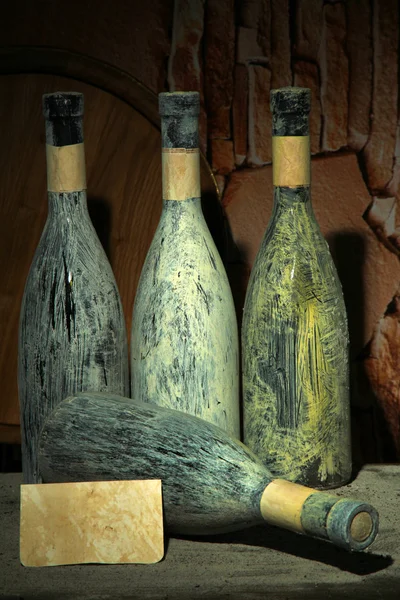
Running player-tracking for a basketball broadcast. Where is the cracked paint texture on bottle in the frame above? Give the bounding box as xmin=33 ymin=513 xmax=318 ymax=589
xmin=242 ymin=87 xmax=351 ymax=488
xmin=131 ymin=92 xmax=240 ymax=438
xmin=18 ymin=92 xmax=129 ymax=484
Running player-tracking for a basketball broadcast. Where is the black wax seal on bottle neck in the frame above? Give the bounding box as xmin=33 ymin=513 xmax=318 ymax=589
xmin=159 ymin=92 xmax=200 ymax=117
xmin=159 ymin=92 xmax=200 ymax=149
xmin=270 ymin=87 xmax=311 ymax=137
xmin=42 ymin=92 xmax=84 ymax=147
xmin=43 ymin=92 xmax=84 ymax=120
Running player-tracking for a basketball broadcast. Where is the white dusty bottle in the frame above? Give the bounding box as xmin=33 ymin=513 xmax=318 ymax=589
xmin=18 ymin=92 xmax=129 ymax=484
xmin=242 ymin=87 xmax=351 ymax=489
xmin=131 ymin=91 xmax=240 ymax=438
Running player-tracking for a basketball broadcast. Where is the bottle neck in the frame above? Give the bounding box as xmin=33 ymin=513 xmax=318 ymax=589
xmin=161 ymin=114 xmax=201 ymax=202
xmin=273 ymin=185 xmax=311 ymax=208
xmin=259 ymin=479 xmax=378 ymax=552
xmin=47 ymin=190 xmax=88 ymax=218
xmin=271 ymin=102 xmax=310 ymax=192
xmin=45 ymin=117 xmax=87 ymax=194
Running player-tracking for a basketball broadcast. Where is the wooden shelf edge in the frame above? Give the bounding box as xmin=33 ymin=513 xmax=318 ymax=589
xmin=0 ymin=424 xmax=21 ymax=444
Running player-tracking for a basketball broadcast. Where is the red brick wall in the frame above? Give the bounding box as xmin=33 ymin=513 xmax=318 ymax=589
xmin=167 ymin=0 xmax=400 ymax=461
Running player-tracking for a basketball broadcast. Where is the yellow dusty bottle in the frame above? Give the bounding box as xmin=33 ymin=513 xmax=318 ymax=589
xmin=242 ymin=87 xmax=351 ymax=489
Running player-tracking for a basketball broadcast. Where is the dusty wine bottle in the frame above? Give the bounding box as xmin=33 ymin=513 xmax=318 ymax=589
xmin=38 ymin=392 xmax=378 ymax=552
xmin=130 ymin=91 xmax=239 ymax=438
xmin=18 ymin=92 xmax=129 ymax=484
xmin=242 ymin=87 xmax=351 ymax=489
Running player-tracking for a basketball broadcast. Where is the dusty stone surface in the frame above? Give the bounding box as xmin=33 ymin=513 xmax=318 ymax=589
xmin=319 ymin=3 xmax=348 ymax=151
xmin=168 ymin=0 xmax=207 ymax=153
xmin=294 ymin=0 xmax=323 ymax=60
xmin=247 ymin=64 xmax=272 ymax=166
xmin=293 ymin=60 xmax=322 ymax=154
xmin=270 ymin=0 xmax=292 ymax=89
xmin=210 ymin=139 xmax=235 ymax=175
xmin=224 ymin=153 xmax=399 ymax=353
xmin=365 ymin=294 xmax=400 ymax=456
xmin=204 ymin=0 xmax=235 ymax=139
xmin=232 ymin=64 xmax=248 ymax=166
xmin=1 ymin=468 xmax=400 ymax=599
xmin=363 ymin=0 xmax=399 ymax=192
xmin=346 ymin=0 xmax=372 ymax=151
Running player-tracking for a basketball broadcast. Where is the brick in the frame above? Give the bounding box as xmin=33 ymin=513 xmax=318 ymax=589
xmin=247 ymin=65 xmax=271 ymax=166
xmin=204 ymin=0 xmax=235 ymax=139
xmin=210 ymin=140 xmax=235 ymax=175
xmin=270 ymin=0 xmax=292 ymax=89
xmin=294 ymin=0 xmax=323 ymax=60
xmin=214 ymin=175 xmax=226 ymax=198
xmin=239 ymin=0 xmax=271 ymax=59
xmin=346 ymin=0 xmax=373 ymax=151
xmin=293 ymin=60 xmax=322 ymax=154
xmin=224 ymin=153 xmax=399 ymax=353
xmin=319 ymin=3 xmax=349 ymax=151
xmin=168 ymin=0 xmax=207 ymax=152
xmin=387 ymin=122 xmax=400 ymax=197
xmin=364 ymin=295 xmax=400 ymax=456
xmin=387 ymin=192 xmax=400 ymax=253
xmin=257 ymin=0 xmax=271 ymax=58
xmin=232 ymin=65 xmax=248 ymax=166
xmin=363 ymin=0 xmax=399 ymax=192
xmin=236 ymin=27 xmax=265 ymax=65
xmin=366 ymin=196 xmax=397 ymax=250
xmin=240 ymin=0 xmax=262 ymax=28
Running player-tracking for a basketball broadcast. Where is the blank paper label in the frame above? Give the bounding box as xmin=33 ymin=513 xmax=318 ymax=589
xmin=20 ymin=480 xmax=164 ymax=566
xmin=162 ymin=148 xmax=201 ymax=200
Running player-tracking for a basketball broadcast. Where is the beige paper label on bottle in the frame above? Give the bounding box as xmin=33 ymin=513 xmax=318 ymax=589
xmin=260 ymin=479 xmax=315 ymax=534
xmin=272 ymin=136 xmax=310 ymax=187
xmin=162 ymin=148 xmax=201 ymax=200
xmin=46 ymin=143 xmax=87 ymax=192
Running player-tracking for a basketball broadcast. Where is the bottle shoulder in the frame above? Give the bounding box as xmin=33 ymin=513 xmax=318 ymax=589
xmin=252 ymin=205 xmax=337 ymax=277
xmin=244 ymin=227 xmax=347 ymax=320
xmin=29 ymin=213 xmax=112 ymax=267
xmin=155 ymin=206 xmax=219 ymax=247
xmin=23 ymin=222 xmax=120 ymax=309
xmin=140 ymin=214 xmax=228 ymax=281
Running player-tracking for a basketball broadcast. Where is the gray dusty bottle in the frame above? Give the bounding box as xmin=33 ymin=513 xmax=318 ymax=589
xmin=18 ymin=92 xmax=129 ymax=484
xmin=38 ymin=391 xmax=378 ymax=552
xmin=130 ymin=92 xmax=240 ymax=438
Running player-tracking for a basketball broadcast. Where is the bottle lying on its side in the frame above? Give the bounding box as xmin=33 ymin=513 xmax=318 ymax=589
xmin=38 ymin=391 xmax=378 ymax=552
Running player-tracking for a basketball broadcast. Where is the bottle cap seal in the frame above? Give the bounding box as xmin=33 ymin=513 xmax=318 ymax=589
xmin=159 ymin=92 xmax=200 ymax=117
xmin=43 ymin=92 xmax=84 ymax=120
xmin=270 ymin=87 xmax=311 ymax=115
